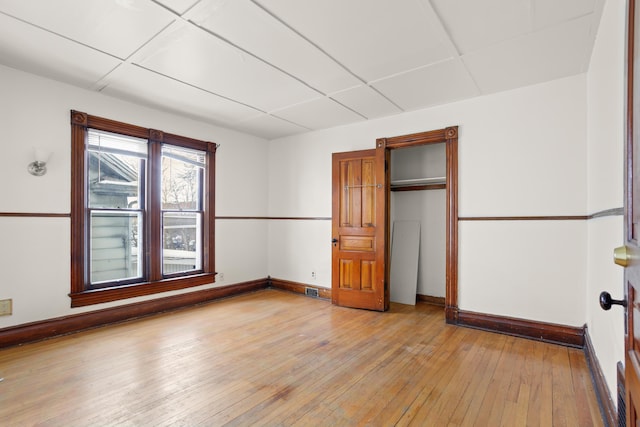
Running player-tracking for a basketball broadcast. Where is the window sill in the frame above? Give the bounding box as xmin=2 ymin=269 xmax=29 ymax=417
xmin=69 ymin=273 xmax=216 ymax=307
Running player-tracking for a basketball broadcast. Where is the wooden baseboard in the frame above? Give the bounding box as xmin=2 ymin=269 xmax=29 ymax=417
xmin=269 ymin=277 xmax=331 ymax=300
xmin=617 ymin=361 xmax=625 ymax=427
xmin=267 ymin=283 xmax=445 ymax=307
xmin=457 ymin=310 xmax=585 ymax=348
xmin=445 ymin=306 xmax=459 ymax=324
xmin=416 ymin=294 xmax=445 ymax=306
xmin=584 ymin=327 xmax=616 ymax=427
xmin=0 ymin=278 xmax=269 ymax=348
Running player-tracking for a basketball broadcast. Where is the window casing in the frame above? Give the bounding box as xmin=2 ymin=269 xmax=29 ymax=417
xmin=70 ymin=110 xmax=216 ymax=307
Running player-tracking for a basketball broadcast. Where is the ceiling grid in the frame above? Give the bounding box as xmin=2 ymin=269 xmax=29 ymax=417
xmin=0 ymin=0 xmax=604 ymax=139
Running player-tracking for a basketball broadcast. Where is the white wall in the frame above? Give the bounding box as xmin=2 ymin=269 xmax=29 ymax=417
xmin=0 ymin=65 xmax=269 ymax=328
xmin=586 ymin=0 xmax=626 ymax=406
xmin=268 ymin=73 xmax=588 ymax=327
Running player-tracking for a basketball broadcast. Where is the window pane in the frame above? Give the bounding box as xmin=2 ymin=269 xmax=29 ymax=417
xmin=162 ymin=145 xmax=205 ymax=211
xmin=90 ymin=211 xmax=143 ymax=284
xmin=163 ymin=212 xmax=202 ymax=275
xmin=88 ymin=129 xmax=146 ymax=209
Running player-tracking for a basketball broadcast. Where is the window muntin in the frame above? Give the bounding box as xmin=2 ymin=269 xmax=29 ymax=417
xmin=70 ymin=110 xmax=216 ymax=307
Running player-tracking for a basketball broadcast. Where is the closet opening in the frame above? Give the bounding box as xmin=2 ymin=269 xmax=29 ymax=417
xmin=390 ymin=143 xmax=447 ymax=308
xmin=377 ymin=127 xmax=458 ymax=323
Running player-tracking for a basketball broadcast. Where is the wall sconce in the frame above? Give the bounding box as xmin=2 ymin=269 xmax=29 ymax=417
xmin=27 ymin=148 xmax=50 ymax=177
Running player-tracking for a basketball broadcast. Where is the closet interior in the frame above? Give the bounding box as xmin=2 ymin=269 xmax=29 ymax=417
xmin=389 ymin=143 xmax=446 ymax=306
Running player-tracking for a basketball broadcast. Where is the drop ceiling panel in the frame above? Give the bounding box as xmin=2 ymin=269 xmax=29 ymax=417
xmin=373 ymin=59 xmax=479 ymax=111
xmin=101 ymin=64 xmax=262 ymax=125
xmin=0 ymin=0 xmax=606 ymax=140
xmin=185 ymin=0 xmax=361 ymax=94
xmin=273 ymin=98 xmax=365 ymax=130
xmin=431 ymin=0 xmax=532 ymax=54
xmin=233 ymin=114 xmax=310 ymax=139
xmin=0 ymin=0 xmax=175 ymax=59
xmin=255 ymin=0 xmax=452 ymax=81
xmin=154 ymin=0 xmax=201 ymax=15
xmin=133 ymin=22 xmax=320 ymax=112
xmin=331 ymin=86 xmax=402 ymax=119
xmin=0 ymin=13 xmax=121 ymax=88
xmin=533 ymin=0 xmax=596 ymax=30
xmin=462 ymin=15 xmax=594 ymax=94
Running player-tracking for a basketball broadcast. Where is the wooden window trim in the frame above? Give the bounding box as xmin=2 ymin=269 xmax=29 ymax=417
xmin=70 ymin=110 xmax=217 ymax=307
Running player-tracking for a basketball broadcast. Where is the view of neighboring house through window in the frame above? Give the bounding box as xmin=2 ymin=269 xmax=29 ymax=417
xmin=88 ymin=129 xmax=146 ymax=286
xmin=70 ymin=111 xmax=216 ymax=307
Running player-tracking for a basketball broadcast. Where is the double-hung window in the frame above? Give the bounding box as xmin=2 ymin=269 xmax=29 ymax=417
xmin=70 ymin=111 xmax=216 ymax=307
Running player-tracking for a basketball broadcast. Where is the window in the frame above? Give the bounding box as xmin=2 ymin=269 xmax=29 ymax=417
xmin=70 ymin=111 xmax=216 ymax=307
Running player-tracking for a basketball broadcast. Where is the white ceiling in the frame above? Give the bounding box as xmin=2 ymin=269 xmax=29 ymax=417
xmin=0 ymin=0 xmax=604 ymax=140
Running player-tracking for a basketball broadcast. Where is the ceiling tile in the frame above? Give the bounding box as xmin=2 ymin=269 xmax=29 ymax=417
xmin=185 ymin=0 xmax=360 ymax=94
xmin=256 ymin=0 xmax=452 ymax=81
xmin=232 ymin=114 xmax=310 ymax=139
xmin=0 ymin=0 xmax=605 ymax=138
xmin=431 ymin=0 xmax=532 ymax=54
xmin=0 ymin=0 xmax=175 ymax=59
xmin=533 ymin=0 xmax=596 ymax=30
xmin=154 ymin=0 xmax=201 ymax=15
xmin=101 ymin=64 xmax=262 ymax=125
xmin=0 ymin=13 xmax=122 ymax=88
xmin=273 ymin=97 xmax=365 ymax=130
xmin=372 ymin=59 xmax=479 ymax=111
xmin=331 ymin=85 xmax=402 ymax=119
xmin=132 ymin=22 xmax=320 ymax=112
xmin=462 ymin=15 xmax=594 ymax=94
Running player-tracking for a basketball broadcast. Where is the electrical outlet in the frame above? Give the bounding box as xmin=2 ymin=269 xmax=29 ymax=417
xmin=311 ymin=271 xmax=317 ymax=280
xmin=218 ymin=272 xmax=224 ymax=281
xmin=0 ymin=299 xmax=12 ymax=316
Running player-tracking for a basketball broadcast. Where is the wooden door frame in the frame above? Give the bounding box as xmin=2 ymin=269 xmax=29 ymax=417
xmin=376 ymin=126 xmax=459 ymax=322
xmin=625 ymin=0 xmax=638 ymax=425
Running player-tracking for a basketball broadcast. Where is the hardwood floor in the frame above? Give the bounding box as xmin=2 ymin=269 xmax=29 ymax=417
xmin=0 ymin=289 xmax=603 ymax=426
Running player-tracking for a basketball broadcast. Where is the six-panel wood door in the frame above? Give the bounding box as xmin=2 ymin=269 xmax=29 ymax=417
xmin=331 ymin=149 xmax=388 ymax=311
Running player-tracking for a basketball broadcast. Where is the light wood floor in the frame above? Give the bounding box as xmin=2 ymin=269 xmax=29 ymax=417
xmin=0 ymin=289 xmax=602 ymax=426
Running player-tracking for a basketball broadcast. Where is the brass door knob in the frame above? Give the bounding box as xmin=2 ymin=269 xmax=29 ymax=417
xmin=614 ymin=245 xmax=631 ymax=267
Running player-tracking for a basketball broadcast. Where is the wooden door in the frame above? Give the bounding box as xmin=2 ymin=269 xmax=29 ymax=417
xmin=627 ymin=0 xmax=640 ymax=424
xmin=331 ymin=149 xmax=388 ymax=311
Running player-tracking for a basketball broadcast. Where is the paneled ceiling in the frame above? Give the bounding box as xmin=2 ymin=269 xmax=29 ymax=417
xmin=0 ymin=0 xmax=604 ymax=139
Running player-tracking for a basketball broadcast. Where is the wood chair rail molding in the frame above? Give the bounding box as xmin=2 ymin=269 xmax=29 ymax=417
xmin=215 ymin=216 xmax=331 ymax=220
xmin=0 ymin=212 xmax=70 ymax=217
xmin=459 ymin=215 xmax=589 ymax=221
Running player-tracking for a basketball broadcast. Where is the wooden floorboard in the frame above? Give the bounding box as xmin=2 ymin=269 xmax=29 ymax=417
xmin=0 ymin=289 xmax=603 ymax=426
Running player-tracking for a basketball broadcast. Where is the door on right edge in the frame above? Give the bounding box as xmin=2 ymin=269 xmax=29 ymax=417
xmin=625 ymin=0 xmax=640 ymax=424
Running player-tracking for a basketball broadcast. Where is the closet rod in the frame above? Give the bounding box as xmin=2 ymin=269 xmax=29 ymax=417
xmin=390 ymin=177 xmax=446 ymax=187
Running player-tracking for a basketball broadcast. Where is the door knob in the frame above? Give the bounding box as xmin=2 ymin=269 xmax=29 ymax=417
xmin=614 ymin=245 xmax=631 ymax=267
xmin=599 ymin=291 xmax=627 ymax=310
xmin=332 ymin=238 xmax=338 ymax=246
